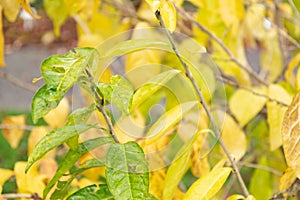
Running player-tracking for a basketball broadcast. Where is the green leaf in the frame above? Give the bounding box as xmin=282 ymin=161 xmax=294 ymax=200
xmin=145 ymin=101 xmax=198 ymax=145
xmin=184 ymin=167 xmax=232 ymax=200
xmin=111 ymin=75 xmax=134 ymax=114
xmin=50 ymin=176 xmax=76 ymax=200
xmin=44 ymin=136 xmax=114 ymax=198
xmin=26 ymin=124 xmax=94 ymax=173
xmin=31 ymin=85 xmax=65 ymax=123
xmin=101 ymin=39 xmax=169 ymax=60
xmin=131 ymin=69 xmax=180 ymax=110
xmin=163 ymin=131 xmax=203 ymax=200
xmin=249 ymin=157 xmax=273 ymax=199
xmin=41 ymin=48 xmax=97 ymax=91
xmin=106 ymin=141 xmax=149 ymax=200
xmin=96 ymin=82 xmax=113 ymax=103
xmin=67 ymin=184 xmax=113 ymax=200
xmin=69 ymin=158 xmax=106 ymax=175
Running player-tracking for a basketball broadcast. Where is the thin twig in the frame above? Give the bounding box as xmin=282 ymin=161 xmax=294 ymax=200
xmin=84 ymin=69 xmax=119 ymax=143
xmin=274 ymin=0 xmax=286 ymax=68
xmin=217 ymin=74 xmax=289 ymax=107
xmin=155 ymin=10 xmax=250 ymax=197
xmin=0 ymin=124 xmax=36 ymax=131
xmin=1 ymin=193 xmax=42 ymax=200
xmin=175 ymin=6 xmax=268 ymax=86
xmin=238 ymin=162 xmax=282 ymax=176
xmin=0 ymin=71 xmax=38 ymax=92
xmin=72 ymin=14 xmax=91 ymax=35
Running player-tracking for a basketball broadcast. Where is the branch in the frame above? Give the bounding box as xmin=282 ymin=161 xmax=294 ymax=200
xmin=217 ymin=74 xmax=289 ymax=107
xmin=175 ymin=6 xmax=268 ymax=86
xmin=84 ymin=69 xmax=119 ymax=143
xmin=0 ymin=124 xmax=36 ymax=131
xmin=1 ymin=193 xmax=41 ymax=200
xmin=155 ymin=10 xmax=250 ymax=197
xmin=0 ymin=71 xmax=38 ymax=92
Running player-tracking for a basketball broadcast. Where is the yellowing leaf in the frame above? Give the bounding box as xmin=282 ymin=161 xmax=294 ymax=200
xmin=64 ymin=0 xmax=87 ymax=15
xmin=14 ymin=162 xmax=45 ymax=197
xmin=285 ymin=53 xmax=300 ymax=88
xmin=160 ymin=1 xmax=176 ymax=32
xmin=249 ymin=157 xmax=273 ymax=199
xmin=0 ymin=5 xmax=4 ymax=67
xmin=188 ymin=0 xmax=204 ymax=8
xmin=43 ymin=97 xmax=69 ymax=128
xmin=219 ymin=0 xmax=245 ymax=26
xmin=2 ymin=115 xmax=26 ymax=148
xmin=18 ymin=0 xmax=40 ymax=18
xmin=146 ymin=0 xmax=160 ymax=12
xmin=226 ymin=194 xmax=245 ymax=200
xmin=282 ymin=90 xmax=300 ymax=178
xmin=44 ymin=0 xmax=68 ymax=36
xmin=279 ymin=167 xmax=297 ymax=192
xmin=144 ymin=101 xmax=197 ymax=145
xmin=0 ymin=0 xmax=19 ymax=22
xmin=219 ymin=111 xmax=247 ymax=161
xmin=184 ymin=167 xmax=232 ymax=200
xmin=229 ymin=87 xmax=267 ymax=127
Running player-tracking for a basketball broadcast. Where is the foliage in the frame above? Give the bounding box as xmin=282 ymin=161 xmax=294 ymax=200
xmin=0 ymin=0 xmax=300 ymax=200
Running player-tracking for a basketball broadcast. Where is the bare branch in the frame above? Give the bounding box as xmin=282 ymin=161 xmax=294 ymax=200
xmin=0 ymin=124 xmax=36 ymax=131
xmin=155 ymin=10 xmax=250 ymax=197
xmin=84 ymin=69 xmax=119 ymax=143
xmin=175 ymin=6 xmax=268 ymax=86
xmin=0 ymin=71 xmax=38 ymax=92
xmin=1 ymin=193 xmax=42 ymax=200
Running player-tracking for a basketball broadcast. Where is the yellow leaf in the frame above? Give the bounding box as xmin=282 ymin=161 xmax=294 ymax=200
xmin=2 ymin=115 xmax=26 ymax=148
xmin=229 ymin=87 xmax=267 ymax=127
xmin=14 ymin=162 xmax=45 ymax=197
xmin=144 ymin=101 xmax=197 ymax=145
xmin=43 ymin=97 xmax=69 ymax=128
xmin=245 ymin=196 xmax=256 ymax=200
xmin=0 ymin=5 xmax=5 ymax=67
xmin=146 ymin=0 xmax=160 ymax=12
xmin=0 ymin=168 xmax=13 ymax=186
xmin=149 ymin=166 xmax=166 ymax=199
xmin=64 ymin=0 xmax=87 ymax=15
xmin=160 ymin=1 xmax=176 ymax=32
xmin=226 ymin=194 xmax=245 ymax=200
xmin=125 ymin=22 xmax=161 ymax=88
xmin=79 ymin=152 xmax=106 ymax=181
xmin=285 ymin=53 xmax=300 ymax=88
xmin=0 ymin=0 xmax=19 ymax=22
xmin=219 ymin=0 xmax=245 ymax=26
xmin=279 ymin=167 xmax=297 ymax=192
xmin=281 ymin=90 xmax=300 ymax=178
xmin=28 ymin=126 xmax=54 ymax=157
xmin=219 ymin=111 xmax=247 ymax=161
xmin=188 ymin=0 xmax=204 ymax=8
xmin=114 ymin=110 xmax=145 ymax=143
xmin=184 ymin=167 xmax=232 ymax=200
xmin=18 ymin=0 xmax=40 ymax=19
xmin=78 ymin=34 xmax=103 ymax=48
xmin=267 ymin=84 xmax=292 ymax=150
xmin=44 ymin=0 xmax=68 ymax=36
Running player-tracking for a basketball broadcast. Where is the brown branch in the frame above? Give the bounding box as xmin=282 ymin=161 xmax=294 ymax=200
xmin=0 ymin=71 xmax=38 ymax=92
xmin=0 ymin=124 xmax=36 ymax=131
xmin=175 ymin=6 xmax=268 ymax=86
xmin=84 ymin=69 xmax=119 ymax=143
xmin=217 ymin=74 xmax=289 ymax=107
xmin=1 ymin=193 xmax=41 ymax=200
xmin=155 ymin=10 xmax=250 ymax=197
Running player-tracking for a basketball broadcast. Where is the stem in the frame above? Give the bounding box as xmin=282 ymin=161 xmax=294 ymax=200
xmin=0 ymin=124 xmax=36 ymax=131
xmin=175 ymin=6 xmax=267 ymax=86
xmin=85 ymin=69 xmax=119 ymax=143
xmin=1 ymin=193 xmax=41 ymax=200
xmin=156 ymin=10 xmax=250 ymax=197
xmin=0 ymin=71 xmax=38 ymax=92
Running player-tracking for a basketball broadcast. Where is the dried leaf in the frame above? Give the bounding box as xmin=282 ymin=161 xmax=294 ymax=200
xmin=279 ymin=167 xmax=297 ymax=192
xmin=2 ymin=115 xmax=26 ymax=148
xmin=282 ymin=90 xmax=300 ymax=178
